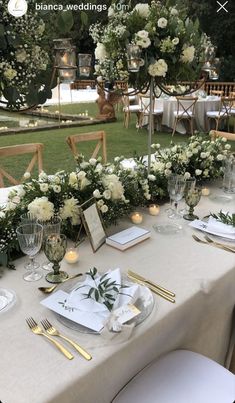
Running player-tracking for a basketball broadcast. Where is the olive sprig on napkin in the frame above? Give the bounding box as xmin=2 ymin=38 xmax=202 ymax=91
xmin=75 ymin=267 xmax=129 ymax=311
xmin=210 ymin=211 xmax=235 ymax=227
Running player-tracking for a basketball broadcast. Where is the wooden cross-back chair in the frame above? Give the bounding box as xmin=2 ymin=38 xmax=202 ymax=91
xmin=210 ymin=89 xmax=224 ymax=97
xmin=207 ymin=96 xmax=235 ymax=131
xmin=0 ymin=143 xmax=44 ymax=188
xmin=66 ymin=131 xmax=107 ymax=163
xmin=210 ymin=130 xmax=235 ymax=141
xmin=172 ymin=96 xmax=198 ymax=136
xmin=138 ymin=94 xmax=163 ymax=130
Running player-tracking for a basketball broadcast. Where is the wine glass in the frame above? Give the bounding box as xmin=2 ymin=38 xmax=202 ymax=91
xmin=44 ymin=234 xmax=68 ymax=283
xmin=183 ymin=187 xmax=202 ymax=221
xmin=20 ymin=213 xmax=40 ymax=270
xmin=16 ymin=223 xmax=43 ymax=281
xmin=37 ymin=216 xmax=61 ymax=271
xmin=165 ymin=173 xmax=178 ymax=214
xmin=168 ymin=176 xmax=185 ymax=219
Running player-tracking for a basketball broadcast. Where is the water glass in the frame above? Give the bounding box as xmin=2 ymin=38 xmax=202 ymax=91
xmin=183 ymin=187 xmax=202 ymax=221
xmin=168 ymin=176 xmax=185 ymax=219
xmin=16 ymin=223 xmax=43 ymax=282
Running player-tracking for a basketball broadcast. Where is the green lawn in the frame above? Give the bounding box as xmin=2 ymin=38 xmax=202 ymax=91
xmin=0 ymin=102 xmax=234 ymax=182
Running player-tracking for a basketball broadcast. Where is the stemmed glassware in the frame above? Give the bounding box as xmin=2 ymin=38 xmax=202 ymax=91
xmin=16 ymin=223 xmax=43 ymax=281
xmin=168 ymin=175 xmax=185 ymax=219
xmin=183 ymin=187 xmax=202 ymax=221
xmin=20 ymin=212 xmax=39 ymax=270
xmin=179 ymin=177 xmax=196 ymax=215
xmin=165 ymin=173 xmax=178 ymax=214
xmin=44 ymin=234 xmax=68 ymax=283
xmin=37 ymin=216 xmax=62 ymax=271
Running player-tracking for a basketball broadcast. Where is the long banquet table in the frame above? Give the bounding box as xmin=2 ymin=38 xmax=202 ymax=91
xmin=1 ymin=185 xmax=235 ymax=403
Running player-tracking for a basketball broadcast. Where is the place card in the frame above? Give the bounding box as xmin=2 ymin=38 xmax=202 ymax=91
xmin=112 ymin=303 xmax=141 ymax=324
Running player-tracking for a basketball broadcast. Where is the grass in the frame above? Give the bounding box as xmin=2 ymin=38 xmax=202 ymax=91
xmin=0 ymin=102 xmax=234 ymax=182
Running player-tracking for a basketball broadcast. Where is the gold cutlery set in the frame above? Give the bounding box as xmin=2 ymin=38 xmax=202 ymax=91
xmin=26 ymin=317 xmax=92 ymax=361
xmin=127 ymin=270 xmax=176 ymax=303
xmin=192 ymin=234 xmax=235 ymax=253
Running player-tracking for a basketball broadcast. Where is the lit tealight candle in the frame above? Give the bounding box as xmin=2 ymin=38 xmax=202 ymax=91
xmin=201 ymin=187 xmax=210 ymax=196
xmin=148 ymin=204 xmax=160 ymax=216
xmin=64 ymin=248 xmax=79 ymax=264
xmin=131 ymin=212 xmax=143 ymax=225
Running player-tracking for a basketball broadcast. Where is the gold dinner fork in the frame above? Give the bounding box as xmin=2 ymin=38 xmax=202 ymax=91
xmin=41 ymin=319 xmax=92 ymax=361
xmin=192 ymin=234 xmax=235 ymax=253
xmin=204 ymin=235 xmax=235 ymax=253
xmin=26 ymin=317 xmax=74 ymax=360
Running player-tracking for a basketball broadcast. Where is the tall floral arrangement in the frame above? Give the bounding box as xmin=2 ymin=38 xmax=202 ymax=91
xmin=90 ymin=1 xmax=203 ymax=86
xmin=0 ymin=1 xmax=52 ymax=109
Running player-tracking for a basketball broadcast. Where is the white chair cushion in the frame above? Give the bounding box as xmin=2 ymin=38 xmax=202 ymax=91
xmin=207 ymin=111 xmax=226 ymax=117
xmin=112 ymin=350 xmax=235 ymax=403
xmin=153 ymin=108 xmax=163 ymax=115
xmin=173 ymin=111 xmax=193 ymax=117
xmin=123 ymin=105 xmax=140 ymax=112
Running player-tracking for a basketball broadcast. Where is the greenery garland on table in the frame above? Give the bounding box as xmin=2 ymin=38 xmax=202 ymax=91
xmin=0 ymin=135 xmax=231 ymax=270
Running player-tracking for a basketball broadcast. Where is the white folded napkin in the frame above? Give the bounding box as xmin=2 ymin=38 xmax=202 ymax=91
xmin=65 ymin=268 xmax=141 ymax=326
xmin=206 ymin=216 xmax=235 ymax=235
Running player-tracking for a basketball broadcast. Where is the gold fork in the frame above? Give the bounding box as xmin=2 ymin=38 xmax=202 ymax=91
xmin=26 ymin=317 xmax=74 ymax=360
xmin=192 ymin=234 xmax=234 ymax=253
xmin=41 ymin=319 xmax=92 ymax=361
xmin=204 ymin=235 xmax=235 ymax=253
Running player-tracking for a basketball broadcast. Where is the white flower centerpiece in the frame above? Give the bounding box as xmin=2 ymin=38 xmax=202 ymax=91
xmin=90 ymin=1 xmax=203 ymax=89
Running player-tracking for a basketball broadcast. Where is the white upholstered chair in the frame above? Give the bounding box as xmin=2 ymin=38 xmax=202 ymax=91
xmin=206 ymin=97 xmax=234 ymax=131
xmin=123 ymin=95 xmax=141 ymax=128
xmin=138 ymin=94 xmax=163 ymax=130
xmin=112 ymin=350 xmax=235 ymax=403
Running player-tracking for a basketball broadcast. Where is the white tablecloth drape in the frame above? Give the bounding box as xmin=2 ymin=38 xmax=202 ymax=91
xmin=0 ymin=185 xmax=234 ymax=403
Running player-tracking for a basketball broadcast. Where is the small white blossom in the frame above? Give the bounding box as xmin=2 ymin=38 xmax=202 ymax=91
xmin=157 ymin=18 xmax=168 ymax=28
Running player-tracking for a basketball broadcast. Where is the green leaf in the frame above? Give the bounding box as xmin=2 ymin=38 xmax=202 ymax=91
xmin=0 ymin=24 xmax=5 ymax=36
xmin=57 ymin=11 xmax=74 ymax=33
xmin=80 ymin=11 xmax=88 ymax=27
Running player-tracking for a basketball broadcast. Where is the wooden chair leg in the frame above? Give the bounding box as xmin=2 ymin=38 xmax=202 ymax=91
xmin=190 ymin=118 xmax=194 ymax=136
xmin=172 ymin=118 xmax=177 ymax=136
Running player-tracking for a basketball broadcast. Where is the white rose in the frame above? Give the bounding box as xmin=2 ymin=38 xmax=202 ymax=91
xmin=39 ymin=183 xmax=49 ymax=192
xmin=184 ymin=172 xmax=191 ymax=179
xmin=216 ymin=154 xmax=224 ymax=161
xmin=221 ymin=137 xmax=227 ymax=142
xmin=157 ymin=18 xmax=168 ymax=28
xmin=53 ymin=185 xmax=61 ymax=193
xmin=95 ymin=43 xmax=108 ymax=62
xmin=4 ymin=68 xmax=17 ymax=81
xmin=93 ymin=189 xmax=101 ymax=198
xmin=172 ymin=37 xmax=179 ymax=45
xmin=89 ymin=158 xmax=97 ymax=166
xmin=148 ymin=174 xmax=156 ymax=181
xmin=134 ymin=3 xmax=150 ymax=18
xmin=225 ymin=144 xmax=231 ymax=150
xmin=23 ymin=172 xmax=31 ymax=180
xmin=97 ymin=199 xmax=104 ymax=207
xmin=195 ymin=169 xmax=202 ymax=176
xmin=103 ymin=190 xmax=111 ymax=200
xmin=100 ymin=204 xmax=108 ymax=213
xmin=77 ymin=171 xmax=86 ymax=179
xmin=170 ymin=8 xmax=178 ymax=16
xmin=200 ymin=152 xmax=207 ymax=159
xmin=180 ymin=46 xmax=195 ymax=63
xmin=80 ymin=162 xmax=89 ymax=169
xmin=166 ymin=162 xmax=172 ymax=169
xmin=136 ymin=36 xmax=151 ymax=48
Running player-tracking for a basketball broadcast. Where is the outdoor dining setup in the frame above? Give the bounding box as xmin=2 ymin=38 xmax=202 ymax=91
xmin=0 ymin=1 xmax=235 ymax=403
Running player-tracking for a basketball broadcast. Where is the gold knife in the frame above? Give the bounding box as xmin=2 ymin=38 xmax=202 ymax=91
xmin=128 ymin=270 xmax=175 ymax=297
xmin=127 ymin=274 xmax=175 ymax=303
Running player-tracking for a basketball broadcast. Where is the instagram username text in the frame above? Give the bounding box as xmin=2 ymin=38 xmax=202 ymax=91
xmin=35 ymin=3 xmax=130 ymax=13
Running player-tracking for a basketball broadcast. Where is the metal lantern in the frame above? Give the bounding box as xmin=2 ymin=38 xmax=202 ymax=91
xmin=126 ymin=44 xmax=142 ymax=72
xmin=53 ymin=38 xmax=77 ymax=83
xmin=78 ymin=53 xmax=92 ymax=77
xmin=202 ymin=43 xmax=219 ymax=80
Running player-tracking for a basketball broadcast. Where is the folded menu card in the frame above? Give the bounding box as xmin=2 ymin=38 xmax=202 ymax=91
xmin=106 ymin=226 xmax=151 ymax=250
xmin=189 ymin=217 xmax=235 ymax=240
xmin=41 ymin=268 xmax=141 ymax=332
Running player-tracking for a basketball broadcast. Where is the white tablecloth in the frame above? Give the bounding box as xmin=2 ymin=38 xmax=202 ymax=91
xmin=0 ymin=185 xmax=235 ymax=403
xmin=159 ymin=96 xmax=220 ymax=134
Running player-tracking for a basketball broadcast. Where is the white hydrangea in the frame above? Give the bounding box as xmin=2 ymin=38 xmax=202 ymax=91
xmin=28 ymin=197 xmax=54 ymax=221
xmin=180 ymin=46 xmax=195 ymax=63
xmin=60 ymin=197 xmax=80 ymax=225
xmin=134 ymin=3 xmax=150 ymax=18
xmin=102 ymin=174 xmax=124 ymax=200
xmin=157 ymin=18 xmax=168 ymax=28
xmin=148 ymin=174 xmax=156 ymax=181
xmin=148 ymin=59 xmax=168 ymax=77
xmin=95 ymin=43 xmax=108 ymax=62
